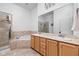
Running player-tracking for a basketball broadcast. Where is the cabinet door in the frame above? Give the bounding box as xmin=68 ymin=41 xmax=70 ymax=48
xmin=46 ymin=39 xmax=58 ymax=56
xmin=40 ymin=37 xmax=46 ymax=56
xmin=35 ymin=36 xmax=39 ymax=52
xmin=31 ymin=35 xmax=35 ymax=49
xmin=59 ymin=42 xmax=79 ymax=56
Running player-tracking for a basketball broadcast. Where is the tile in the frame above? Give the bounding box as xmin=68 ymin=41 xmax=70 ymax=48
xmin=0 ymin=48 xmax=41 ymax=56
xmin=0 ymin=33 xmax=40 ymax=56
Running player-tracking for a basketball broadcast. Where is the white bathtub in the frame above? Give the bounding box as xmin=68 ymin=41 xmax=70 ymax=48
xmin=12 ymin=34 xmax=31 ymax=49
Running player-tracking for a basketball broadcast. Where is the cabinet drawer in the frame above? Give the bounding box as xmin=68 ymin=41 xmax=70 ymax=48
xmin=40 ymin=42 xmax=46 ymax=46
xmin=40 ymin=45 xmax=46 ymax=49
xmin=40 ymin=38 xmax=46 ymax=43
xmin=47 ymin=39 xmax=57 ymax=46
xmin=35 ymin=36 xmax=38 ymax=39
xmin=40 ymin=49 xmax=46 ymax=53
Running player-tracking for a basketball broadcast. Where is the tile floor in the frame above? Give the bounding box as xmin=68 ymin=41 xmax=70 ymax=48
xmin=0 ymin=48 xmax=41 ymax=56
xmin=0 ymin=34 xmax=41 ymax=56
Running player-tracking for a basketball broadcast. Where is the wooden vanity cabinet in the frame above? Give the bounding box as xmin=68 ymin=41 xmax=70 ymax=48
xmin=31 ymin=35 xmax=35 ymax=49
xmin=59 ymin=42 xmax=79 ymax=56
xmin=31 ymin=35 xmax=79 ymax=56
xmin=34 ymin=36 xmax=40 ymax=52
xmin=46 ymin=39 xmax=58 ymax=56
xmin=39 ymin=37 xmax=46 ymax=56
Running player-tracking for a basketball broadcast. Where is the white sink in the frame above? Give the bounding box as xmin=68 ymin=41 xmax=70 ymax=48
xmin=38 ymin=33 xmax=72 ymax=41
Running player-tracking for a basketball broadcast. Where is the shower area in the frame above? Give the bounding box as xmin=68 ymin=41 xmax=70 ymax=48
xmin=0 ymin=11 xmax=11 ymax=49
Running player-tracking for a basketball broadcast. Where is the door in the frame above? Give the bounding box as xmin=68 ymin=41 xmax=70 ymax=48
xmin=31 ymin=35 xmax=35 ymax=49
xmin=35 ymin=36 xmax=40 ymax=52
xmin=46 ymin=39 xmax=58 ymax=56
xmin=59 ymin=42 xmax=79 ymax=56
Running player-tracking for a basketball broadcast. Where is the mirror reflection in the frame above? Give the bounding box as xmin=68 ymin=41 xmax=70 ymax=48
xmin=38 ymin=3 xmax=73 ymax=35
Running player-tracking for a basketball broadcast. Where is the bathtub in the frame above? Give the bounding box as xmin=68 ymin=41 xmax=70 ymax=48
xmin=16 ymin=34 xmax=31 ymax=40
xmin=10 ymin=34 xmax=31 ymax=50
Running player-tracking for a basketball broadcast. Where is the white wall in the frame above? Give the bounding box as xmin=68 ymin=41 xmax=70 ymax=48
xmin=38 ymin=3 xmax=69 ymax=16
xmin=31 ymin=6 xmax=38 ymax=32
xmin=0 ymin=3 xmax=31 ymax=31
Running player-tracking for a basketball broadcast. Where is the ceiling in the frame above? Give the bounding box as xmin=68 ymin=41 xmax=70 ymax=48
xmin=15 ymin=3 xmax=37 ymax=10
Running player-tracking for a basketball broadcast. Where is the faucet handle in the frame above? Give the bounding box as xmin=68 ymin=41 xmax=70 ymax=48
xmin=59 ymin=31 xmax=61 ymax=34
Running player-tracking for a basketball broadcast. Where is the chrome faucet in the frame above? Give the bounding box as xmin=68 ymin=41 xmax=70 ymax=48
xmin=58 ymin=31 xmax=64 ymax=37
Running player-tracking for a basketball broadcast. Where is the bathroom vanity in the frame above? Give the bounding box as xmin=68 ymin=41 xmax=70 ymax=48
xmin=31 ymin=33 xmax=79 ymax=56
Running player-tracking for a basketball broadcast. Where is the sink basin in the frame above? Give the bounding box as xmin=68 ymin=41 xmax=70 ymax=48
xmin=39 ymin=33 xmax=65 ymax=38
xmin=58 ymin=34 xmax=65 ymax=38
xmin=37 ymin=33 xmax=72 ymax=41
xmin=51 ymin=34 xmax=72 ymax=41
xmin=48 ymin=34 xmax=65 ymax=38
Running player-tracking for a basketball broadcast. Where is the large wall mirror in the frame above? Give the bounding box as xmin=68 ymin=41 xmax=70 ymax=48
xmin=38 ymin=3 xmax=74 ymax=35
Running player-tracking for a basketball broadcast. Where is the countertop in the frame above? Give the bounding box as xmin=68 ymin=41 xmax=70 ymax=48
xmin=32 ymin=33 xmax=79 ymax=45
